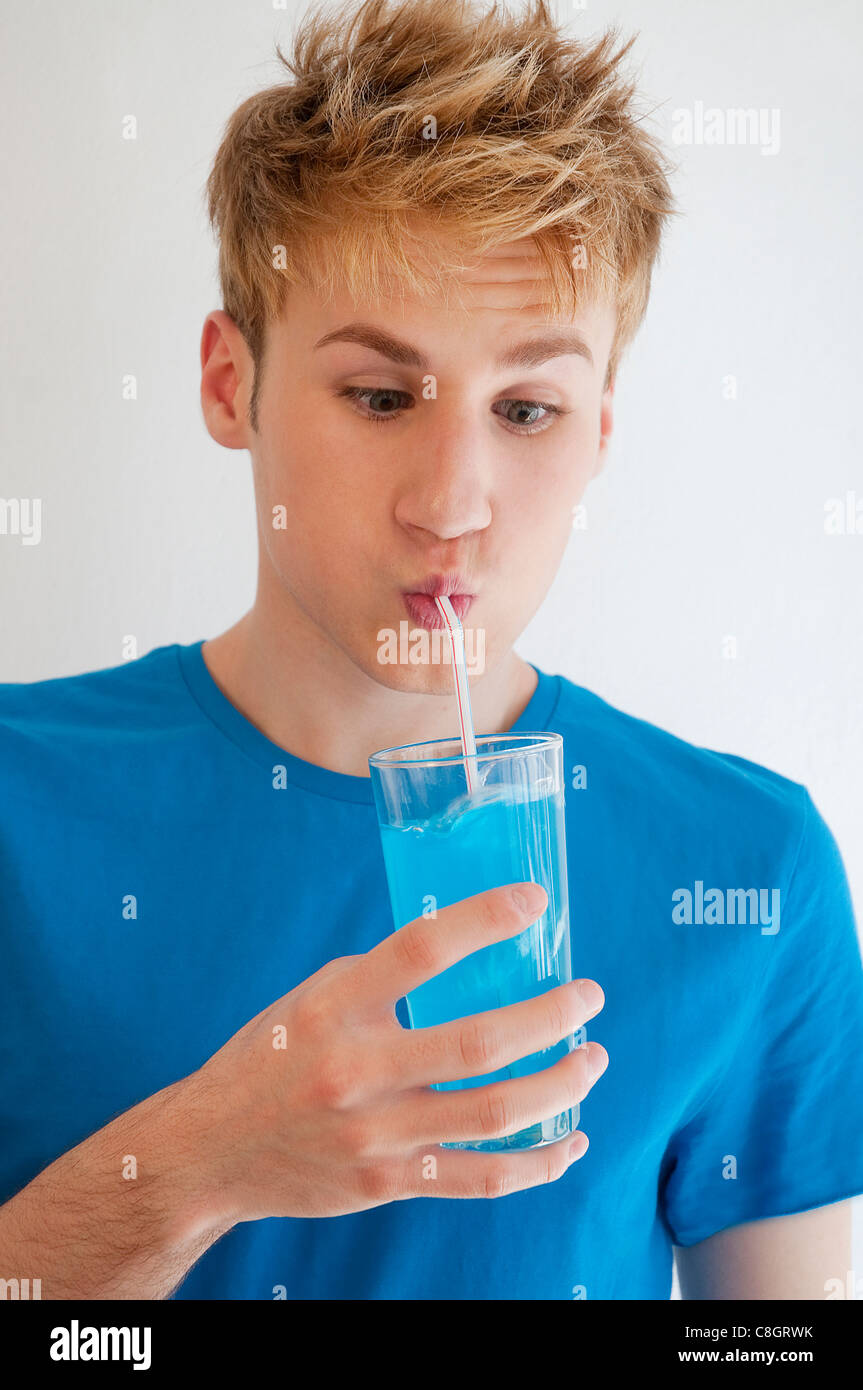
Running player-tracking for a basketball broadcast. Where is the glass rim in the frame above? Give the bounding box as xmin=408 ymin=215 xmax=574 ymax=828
xmin=368 ymin=730 xmax=562 ymax=771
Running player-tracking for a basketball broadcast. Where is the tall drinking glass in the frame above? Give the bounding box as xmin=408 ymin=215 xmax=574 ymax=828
xmin=369 ymin=732 xmax=575 ymax=1152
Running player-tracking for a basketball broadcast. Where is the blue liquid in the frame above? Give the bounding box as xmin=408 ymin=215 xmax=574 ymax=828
xmin=379 ymin=782 xmax=576 ymax=1151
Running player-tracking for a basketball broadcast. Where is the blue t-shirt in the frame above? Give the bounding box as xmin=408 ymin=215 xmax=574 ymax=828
xmin=1 ymin=640 xmax=862 ymax=1300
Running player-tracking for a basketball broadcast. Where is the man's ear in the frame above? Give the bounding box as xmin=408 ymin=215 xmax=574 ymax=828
xmin=593 ymin=370 xmax=615 ymax=478
xmin=200 ymin=310 xmax=255 ymax=450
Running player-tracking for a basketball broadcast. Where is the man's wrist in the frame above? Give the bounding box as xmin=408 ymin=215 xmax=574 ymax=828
xmin=135 ymin=1070 xmax=243 ymax=1244
xmin=0 ymin=1070 xmax=241 ymax=1300
xmin=82 ymin=1068 xmax=242 ymax=1258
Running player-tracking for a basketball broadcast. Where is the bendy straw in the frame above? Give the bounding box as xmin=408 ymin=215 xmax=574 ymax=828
xmin=434 ymin=595 xmax=479 ymax=795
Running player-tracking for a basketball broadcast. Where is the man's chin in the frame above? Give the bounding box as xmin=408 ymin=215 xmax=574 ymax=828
xmin=366 ymin=618 xmax=491 ymax=690
xmin=363 ymin=640 xmax=492 ymax=693
xmin=366 ymin=660 xmax=483 ymax=696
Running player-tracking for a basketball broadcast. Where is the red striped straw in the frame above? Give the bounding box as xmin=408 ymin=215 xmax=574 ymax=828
xmin=434 ymin=595 xmax=478 ymax=795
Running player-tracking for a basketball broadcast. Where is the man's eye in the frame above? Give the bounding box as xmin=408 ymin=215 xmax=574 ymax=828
xmin=337 ymin=386 xmax=567 ymax=434
xmin=493 ymin=399 xmax=565 ymax=433
xmin=338 ymin=386 xmax=412 ymax=424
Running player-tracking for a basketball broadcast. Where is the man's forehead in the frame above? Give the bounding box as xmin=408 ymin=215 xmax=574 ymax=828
xmin=277 ymin=230 xmax=616 ymax=363
xmin=398 ymin=230 xmax=563 ymax=308
xmin=439 ymin=238 xmax=615 ymax=342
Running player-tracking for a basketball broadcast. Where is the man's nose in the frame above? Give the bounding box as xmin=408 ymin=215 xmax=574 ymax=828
xmin=393 ymin=422 xmax=494 ymax=542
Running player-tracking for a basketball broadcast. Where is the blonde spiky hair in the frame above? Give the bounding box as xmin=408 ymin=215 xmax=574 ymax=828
xmin=206 ymin=0 xmax=676 ymax=427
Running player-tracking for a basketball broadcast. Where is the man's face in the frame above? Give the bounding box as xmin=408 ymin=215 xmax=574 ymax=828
xmin=214 ymin=236 xmax=616 ymax=692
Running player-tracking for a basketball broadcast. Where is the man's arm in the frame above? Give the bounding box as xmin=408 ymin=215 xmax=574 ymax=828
xmin=0 ymin=884 xmax=606 ymax=1299
xmin=0 ymin=1075 xmax=235 ymax=1300
xmin=675 ymin=1198 xmax=853 ymax=1299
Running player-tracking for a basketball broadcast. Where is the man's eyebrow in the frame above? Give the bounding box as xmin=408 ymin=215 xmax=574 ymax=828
xmin=497 ymin=330 xmax=594 ymax=370
xmin=313 ymin=322 xmax=594 ymax=370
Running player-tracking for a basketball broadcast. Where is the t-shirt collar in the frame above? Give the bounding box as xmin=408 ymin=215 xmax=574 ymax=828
xmin=176 ymin=639 xmax=561 ymax=805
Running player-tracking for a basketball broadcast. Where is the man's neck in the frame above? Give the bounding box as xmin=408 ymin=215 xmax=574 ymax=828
xmin=200 ymin=603 xmax=539 ymax=780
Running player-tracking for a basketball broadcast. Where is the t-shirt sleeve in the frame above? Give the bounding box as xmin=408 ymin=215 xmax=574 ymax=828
xmin=661 ymin=787 xmax=863 ymax=1247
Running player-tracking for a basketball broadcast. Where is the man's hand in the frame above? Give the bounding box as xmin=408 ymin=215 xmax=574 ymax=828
xmin=191 ymin=880 xmax=608 ymax=1222
xmin=0 ymin=880 xmax=606 ymax=1298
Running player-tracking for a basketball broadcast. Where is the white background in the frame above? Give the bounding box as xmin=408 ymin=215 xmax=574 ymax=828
xmin=1 ymin=0 xmax=860 ymax=1293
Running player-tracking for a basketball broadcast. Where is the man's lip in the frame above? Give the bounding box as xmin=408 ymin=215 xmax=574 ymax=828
xmin=402 ymin=593 xmax=475 ymax=629
xmin=409 ymin=572 xmax=476 ymax=598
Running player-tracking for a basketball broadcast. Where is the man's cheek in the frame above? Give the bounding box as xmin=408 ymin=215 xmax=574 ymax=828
xmin=504 ymin=487 xmax=571 ymax=548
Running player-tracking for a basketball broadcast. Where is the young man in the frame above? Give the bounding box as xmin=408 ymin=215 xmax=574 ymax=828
xmin=1 ymin=0 xmax=861 ymax=1301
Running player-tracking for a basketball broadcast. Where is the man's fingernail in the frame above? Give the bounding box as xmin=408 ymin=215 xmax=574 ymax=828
xmin=586 ymin=1044 xmax=608 ymax=1080
xmin=510 ymin=883 xmax=546 ymax=915
xmin=576 ymin=980 xmax=604 ymax=1012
